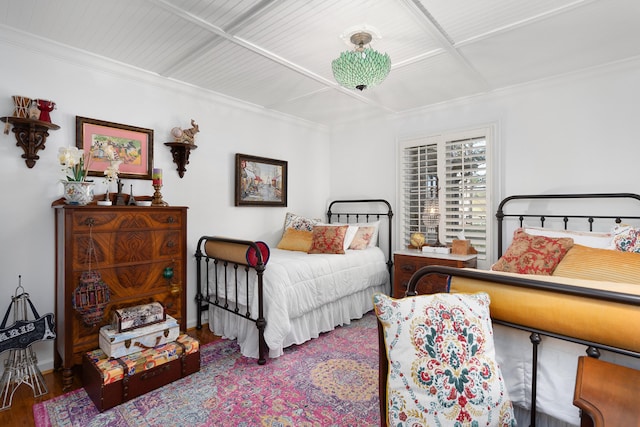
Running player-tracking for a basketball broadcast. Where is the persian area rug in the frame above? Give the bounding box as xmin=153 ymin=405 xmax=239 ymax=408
xmin=33 ymin=313 xmax=380 ymax=427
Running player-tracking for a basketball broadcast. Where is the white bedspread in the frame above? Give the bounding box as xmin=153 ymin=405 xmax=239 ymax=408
xmin=208 ymin=247 xmax=389 ymax=359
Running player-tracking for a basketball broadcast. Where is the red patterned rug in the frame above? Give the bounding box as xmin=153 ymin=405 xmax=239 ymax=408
xmin=33 ymin=313 xmax=379 ymax=426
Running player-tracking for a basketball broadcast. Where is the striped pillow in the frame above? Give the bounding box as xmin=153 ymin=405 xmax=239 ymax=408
xmin=552 ymin=244 xmax=640 ymax=284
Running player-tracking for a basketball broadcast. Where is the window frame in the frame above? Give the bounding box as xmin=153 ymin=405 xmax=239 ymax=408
xmin=396 ymin=124 xmax=498 ymax=268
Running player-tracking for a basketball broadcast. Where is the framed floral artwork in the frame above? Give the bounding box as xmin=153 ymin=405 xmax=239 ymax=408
xmin=235 ymin=153 xmax=287 ymax=207
xmin=76 ymin=116 xmax=154 ymax=180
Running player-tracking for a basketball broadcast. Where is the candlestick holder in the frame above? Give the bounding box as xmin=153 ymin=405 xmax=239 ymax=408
xmin=151 ymin=184 xmax=168 ymax=206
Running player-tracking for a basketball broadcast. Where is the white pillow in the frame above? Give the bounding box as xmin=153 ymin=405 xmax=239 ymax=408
xmin=524 ymin=226 xmax=613 ymax=249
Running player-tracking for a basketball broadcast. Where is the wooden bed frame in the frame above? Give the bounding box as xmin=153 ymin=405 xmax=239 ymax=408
xmin=195 ymin=199 xmax=393 ymax=364
xmin=378 ymin=192 xmax=640 ymax=427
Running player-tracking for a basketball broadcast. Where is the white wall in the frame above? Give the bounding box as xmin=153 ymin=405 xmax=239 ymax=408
xmin=0 ymin=29 xmax=330 ymax=371
xmin=330 ymin=57 xmax=640 ymax=264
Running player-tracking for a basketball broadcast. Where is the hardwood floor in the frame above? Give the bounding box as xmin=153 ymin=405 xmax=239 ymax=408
xmin=0 ymin=325 xmax=220 ymax=427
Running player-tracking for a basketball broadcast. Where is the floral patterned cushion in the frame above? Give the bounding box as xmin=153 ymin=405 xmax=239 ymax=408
xmin=308 ymin=225 xmax=349 ymax=254
xmin=282 ymin=212 xmax=321 ymax=233
xmin=491 ymin=228 xmax=574 ymax=275
xmin=349 ymin=226 xmax=375 ymax=250
xmin=374 ymin=292 xmax=516 ymax=427
xmin=611 ymin=225 xmax=640 ymax=252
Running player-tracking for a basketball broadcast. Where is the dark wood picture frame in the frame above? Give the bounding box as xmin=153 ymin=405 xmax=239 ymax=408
xmin=76 ymin=116 xmax=154 ymax=180
xmin=235 ymin=153 xmax=287 ymax=207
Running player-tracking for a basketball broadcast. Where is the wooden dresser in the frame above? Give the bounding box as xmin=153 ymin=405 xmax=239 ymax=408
xmin=393 ymin=250 xmax=477 ymax=298
xmin=54 ymin=205 xmax=187 ymax=389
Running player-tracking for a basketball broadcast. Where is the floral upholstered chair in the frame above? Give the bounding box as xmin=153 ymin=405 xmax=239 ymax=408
xmin=374 ymin=291 xmax=516 ymax=427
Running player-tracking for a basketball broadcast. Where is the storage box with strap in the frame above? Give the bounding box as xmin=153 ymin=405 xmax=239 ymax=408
xmin=99 ymin=314 xmax=180 ymax=358
xmin=83 ymin=334 xmax=200 ymax=412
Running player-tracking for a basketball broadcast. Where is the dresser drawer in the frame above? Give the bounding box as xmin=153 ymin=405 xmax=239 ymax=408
xmin=71 ymin=230 xmax=183 ymax=269
xmin=69 ymin=209 xmax=184 ymax=232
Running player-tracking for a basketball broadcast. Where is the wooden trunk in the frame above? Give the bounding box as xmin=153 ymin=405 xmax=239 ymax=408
xmin=54 ymin=205 xmax=188 ymax=390
xmin=83 ymin=335 xmax=200 ymax=412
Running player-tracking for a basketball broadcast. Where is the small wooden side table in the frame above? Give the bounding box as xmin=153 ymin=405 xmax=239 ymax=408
xmin=393 ymin=250 xmax=477 ymax=298
xmin=573 ymin=356 xmax=640 ymax=427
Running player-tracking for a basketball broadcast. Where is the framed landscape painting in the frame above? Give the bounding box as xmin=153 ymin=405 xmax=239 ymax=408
xmin=76 ymin=116 xmax=154 ymax=180
xmin=235 ymin=153 xmax=287 ymax=207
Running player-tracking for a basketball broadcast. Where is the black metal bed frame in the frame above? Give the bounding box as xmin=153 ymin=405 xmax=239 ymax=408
xmin=380 ymin=192 xmax=640 ymax=427
xmin=195 ymin=199 xmax=394 ymax=365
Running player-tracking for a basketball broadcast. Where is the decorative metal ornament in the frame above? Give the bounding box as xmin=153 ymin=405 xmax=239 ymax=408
xmin=332 ymin=31 xmax=391 ymax=91
xmin=0 ymin=277 xmax=54 ymax=409
xmin=72 ymin=270 xmax=110 ymax=327
xmin=72 ymin=223 xmax=111 ymax=326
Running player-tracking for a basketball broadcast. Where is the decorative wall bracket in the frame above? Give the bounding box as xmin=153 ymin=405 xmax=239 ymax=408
xmin=164 ymin=142 xmax=197 ymax=178
xmin=1 ymin=116 xmax=60 ymax=168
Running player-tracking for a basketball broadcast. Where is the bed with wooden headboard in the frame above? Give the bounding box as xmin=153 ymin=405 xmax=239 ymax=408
xmin=379 ymin=193 xmax=640 ymax=427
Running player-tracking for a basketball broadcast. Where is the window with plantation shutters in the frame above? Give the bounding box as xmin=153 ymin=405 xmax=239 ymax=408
xmin=400 ymin=141 xmax=438 ymax=246
xmin=398 ymin=126 xmax=494 ymax=264
xmin=443 ymin=136 xmax=488 ymax=257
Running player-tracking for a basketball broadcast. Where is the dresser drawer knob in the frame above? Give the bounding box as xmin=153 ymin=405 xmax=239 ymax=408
xmin=84 ymin=217 xmax=95 ymax=226
xmin=401 ymin=264 xmax=415 ymax=272
xmin=166 ymin=241 xmax=175 ymax=248
xmin=166 ymin=216 xmax=176 ymax=223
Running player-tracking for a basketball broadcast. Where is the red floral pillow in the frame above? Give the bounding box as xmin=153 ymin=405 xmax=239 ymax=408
xmin=308 ymin=225 xmax=349 ymax=254
xmin=492 ymin=228 xmax=574 ymax=275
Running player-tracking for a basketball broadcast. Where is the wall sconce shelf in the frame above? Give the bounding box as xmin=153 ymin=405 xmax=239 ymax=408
xmin=164 ymin=142 xmax=197 ymax=178
xmin=1 ymin=116 xmax=60 ymax=168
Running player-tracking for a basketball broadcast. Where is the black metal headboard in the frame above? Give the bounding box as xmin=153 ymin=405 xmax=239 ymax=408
xmin=496 ymin=192 xmax=640 ymax=257
xmin=326 ymin=199 xmax=394 ymax=283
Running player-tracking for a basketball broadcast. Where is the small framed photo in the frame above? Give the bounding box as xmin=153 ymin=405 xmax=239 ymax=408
xmin=76 ymin=116 xmax=154 ymax=180
xmin=235 ymin=153 xmax=287 ymax=207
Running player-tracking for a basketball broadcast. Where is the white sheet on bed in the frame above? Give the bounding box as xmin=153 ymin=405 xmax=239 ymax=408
xmin=207 ymin=247 xmax=389 ymax=359
xmin=494 ymin=324 xmax=640 ymax=427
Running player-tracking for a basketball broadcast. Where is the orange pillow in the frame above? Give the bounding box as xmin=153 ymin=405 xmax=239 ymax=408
xmin=553 ymin=244 xmax=640 ymax=284
xmin=308 ymin=225 xmax=349 ymax=254
xmin=491 ymin=228 xmax=573 ymax=275
xmin=276 ymin=228 xmax=313 ymax=252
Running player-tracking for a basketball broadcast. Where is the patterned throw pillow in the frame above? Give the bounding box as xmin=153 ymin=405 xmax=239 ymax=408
xmin=374 ymin=292 xmax=516 ymax=427
xmin=308 ymin=225 xmax=349 ymax=254
xmin=611 ymin=225 xmax=640 ymax=252
xmin=491 ymin=228 xmax=574 ymax=275
xmin=349 ymin=226 xmax=375 ymax=250
xmin=282 ymin=212 xmax=321 ymax=233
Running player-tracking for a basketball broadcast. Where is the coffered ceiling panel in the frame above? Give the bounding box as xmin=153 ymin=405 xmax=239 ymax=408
xmin=458 ymin=0 xmax=640 ymax=88
xmin=1 ymin=0 xmax=638 ymax=127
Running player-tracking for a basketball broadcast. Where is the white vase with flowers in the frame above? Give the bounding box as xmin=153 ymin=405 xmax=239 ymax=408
xmin=58 ymin=146 xmax=94 ymax=205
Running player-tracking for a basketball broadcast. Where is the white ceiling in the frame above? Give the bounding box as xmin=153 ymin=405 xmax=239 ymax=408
xmin=2 ymin=0 xmax=640 ymax=127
